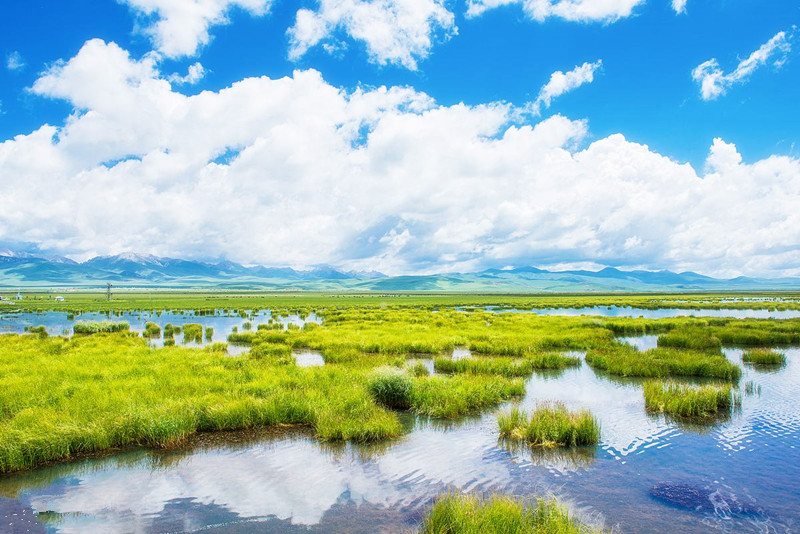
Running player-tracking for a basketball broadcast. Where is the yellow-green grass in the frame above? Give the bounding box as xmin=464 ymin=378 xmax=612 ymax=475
xmin=657 ymin=328 xmax=722 ymax=351
xmin=411 ymin=375 xmax=525 ymax=418
xmin=643 ymin=380 xmax=738 ymax=419
xmin=586 ymin=343 xmax=741 ymax=381
xmin=434 ymin=353 xmax=580 ymax=377
xmin=742 ymin=348 xmax=786 ymax=366
xmin=9 ymin=290 xmax=800 ymax=314
xmin=0 ymin=333 xmax=529 ymax=473
xmin=0 ymin=334 xmax=400 ymax=473
xmin=182 ymin=323 xmax=203 ymax=343
xmin=143 ymin=321 xmax=161 ymax=338
xmin=72 ymin=321 xmax=129 ymax=334
xmin=497 ymin=405 xmax=600 ymax=447
xmin=420 ymin=493 xmax=605 ymax=534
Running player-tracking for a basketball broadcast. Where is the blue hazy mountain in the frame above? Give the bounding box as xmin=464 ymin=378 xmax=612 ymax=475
xmin=1 ymin=251 xmax=798 ymax=291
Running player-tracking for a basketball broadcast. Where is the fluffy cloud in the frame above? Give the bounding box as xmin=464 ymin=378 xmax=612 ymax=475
xmin=671 ymin=0 xmax=686 ymax=14
xmin=6 ymin=51 xmax=25 ymax=71
xmin=692 ymin=30 xmax=793 ymax=100
xmin=466 ymin=0 xmax=644 ymax=23
xmin=121 ymin=0 xmax=271 ymax=57
xmin=287 ymin=0 xmax=456 ymax=69
xmin=167 ymin=62 xmax=207 ymax=84
xmin=529 ymin=60 xmax=602 ymax=115
xmin=3 ymin=39 xmax=800 ymax=277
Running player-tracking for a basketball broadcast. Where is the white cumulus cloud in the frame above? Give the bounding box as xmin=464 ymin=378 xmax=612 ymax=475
xmin=6 ymin=51 xmax=25 ymax=71
xmin=287 ymin=0 xmax=456 ymax=69
xmin=167 ymin=62 xmax=207 ymax=84
xmin=671 ymin=0 xmax=686 ymax=14
xmin=3 ymin=39 xmax=800 ymax=277
xmin=466 ymin=0 xmax=644 ymax=23
xmin=121 ymin=0 xmax=271 ymax=57
xmin=529 ymin=60 xmax=602 ymax=115
xmin=692 ymin=30 xmax=794 ymax=101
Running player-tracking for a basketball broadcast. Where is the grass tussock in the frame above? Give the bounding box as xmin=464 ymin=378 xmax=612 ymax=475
xmin=420 ymin=492 xmax=604 ymax=534
xmin=412 ymin=375 xmax=525 ymax=418
xmin=497 ymin=405 xmax=600 ymax=447
xmin=73 ymin=321 xmax=129 ymax=335
xmin=182 ymin=323 xmax=203 ymax=343
xmin=742 ymin=348 xmax=786 ymax=366
xmin=586 ymin=343 xmax=741 ymax=381
xmin=434 ymin=353 xmax=579 ymax=377
xmin=657 ymin=328 xmax=721 ymax=351
xmin=367 ymin=369 xmax=413 ymax=409
xmin=143 ymin=322 xmax=161 ymax=338
xmin=643 ymin=380 xmax=738 ymax=419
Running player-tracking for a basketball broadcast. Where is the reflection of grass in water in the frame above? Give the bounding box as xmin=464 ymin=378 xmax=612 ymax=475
xmin=499 ymin=438 xmax=596 ymax=470
xmin=420 ymin=492 xmax=606 ymax=534
xmin=497 ymin=405 xmax=600 ymax=447
xmin=643 ymin=380 xmax=739 ymax=422
xmin=744 ymin=380 xmax=761 ymax=396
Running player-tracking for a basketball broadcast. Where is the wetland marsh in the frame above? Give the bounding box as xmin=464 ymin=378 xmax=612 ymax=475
xmin=0 ymin=292 xmax=798 ymax=533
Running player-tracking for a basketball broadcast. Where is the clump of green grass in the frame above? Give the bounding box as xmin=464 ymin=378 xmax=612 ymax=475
xmin=586 ymin=343 xmax=741 ymax=381
xmin=205 ymin=326 xmax=214 ymax=341
xmin=643 ymin=380 xmax=737 ymax=419
xmin=742 ymin=348 xmax=786 ymax=366
xmin=420 ymin=492 xmax=604 ymax=534
xmin=227 ymin=332 xmax=256 ymax=344
xmin=434 ymin=353 xmax=579 ymax=377
xmin=657 ymin=328 xmax=722 ymax=351
xmin=367 ymin=368 xmax=413 ymax=409
xmin=73 ymin=321 xmax=129 ymax=334
xmin=143 ymin=322 xmax=161 ymax=338
xmin=407 ymin=361 xmax=431 ymax=377
xmin=249 ymin=342 xmax=292 ymax=364
xmin=163 ymin=324 xmax=175 ymax=339
xmin=182 ymin=323 xmax=203 ymax=343
xmin=435 ymin=357 xmax=533 ymax=377
xmin=205 ymin=342 xmax=228 ymax=353
xmin=497 ymin=405 xmax=600 ymax=447
xmin=25 ymin=325 xmax=48 ymax=337
xmin=412 ymin=375 xmax=525 ymax=418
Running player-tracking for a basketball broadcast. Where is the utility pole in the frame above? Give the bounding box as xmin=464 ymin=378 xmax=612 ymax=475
xmin=106 ymin=283 xmax=112 ymax=301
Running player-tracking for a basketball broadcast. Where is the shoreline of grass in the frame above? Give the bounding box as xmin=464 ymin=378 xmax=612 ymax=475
xmin=420 ymin=492 xmax=605 ymax=534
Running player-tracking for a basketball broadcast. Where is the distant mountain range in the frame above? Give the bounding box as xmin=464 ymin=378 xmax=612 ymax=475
xmin=1 ymin=251 xmax=799 ymax=291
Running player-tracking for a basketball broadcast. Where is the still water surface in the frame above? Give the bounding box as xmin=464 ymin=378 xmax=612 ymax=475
xmin=0 ymin=315 xmax=798 ymax=533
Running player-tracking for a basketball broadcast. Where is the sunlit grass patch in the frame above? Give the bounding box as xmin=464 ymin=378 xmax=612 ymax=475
xmin=657 ymin=328 xmax=721 ymax=351
xmin=434 ymin=353 xmax=579 ymax=377
xmin=143 ymin=322 xmax=161 ymax=338
xmin=367 ymin=368 xmax=413 ymax=409
xmin=420 ymin=492 xmax=605 ymax=534
xmin=586 ymin=342 xmax=741 ymax=381
xmin=643 ymin=380 xmax=738 ymax=419
xmin=73 ymin=321 xmax=129 ymax=334
xmin=497 ymin=405 xmax=600 ymax=447
xmin=412 ymin=375 xmax=525 ymax=418
xmin=742 ymin=348 xmax=786 ymax=366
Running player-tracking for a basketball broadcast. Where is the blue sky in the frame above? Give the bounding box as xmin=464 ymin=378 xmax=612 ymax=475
xmin=1 ymin=0 xmax=799 ymax=276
